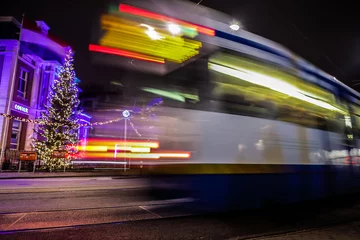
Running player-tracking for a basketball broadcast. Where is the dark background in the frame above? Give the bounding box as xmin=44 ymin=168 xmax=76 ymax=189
xmin=1 ymin=0 xmax=359 ymax=91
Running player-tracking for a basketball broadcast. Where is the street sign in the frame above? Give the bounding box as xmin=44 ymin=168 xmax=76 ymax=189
xmin=52 ymin=151 xmax=67 ymax=158
xmin=19 ymin=151 xmax=37 ymax=161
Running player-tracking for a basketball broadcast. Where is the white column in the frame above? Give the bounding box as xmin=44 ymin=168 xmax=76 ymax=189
xmin=24 ymin=60 xmax=43 ymax=150
xmin=0 ymin=40 xmax=19 ymax=151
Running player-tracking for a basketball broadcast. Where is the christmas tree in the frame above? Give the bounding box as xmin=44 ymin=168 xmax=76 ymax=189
xmin=34 ymin=47 xmax=81 ymax=171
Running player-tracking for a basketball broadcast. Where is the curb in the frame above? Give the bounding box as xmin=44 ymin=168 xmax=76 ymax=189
xmin=0 ymin=172 xmax=143 ymax=180
xmin=0 ymin=185 xmax=148 ymax=194
xmin=0 ymin=175 xmax=142 ymax=180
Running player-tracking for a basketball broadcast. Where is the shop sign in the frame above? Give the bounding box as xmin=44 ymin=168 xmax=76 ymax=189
xmin=13 ymin=103 xmax=29 ymax=114
xmin=19 ymin=151 xmax=37 ymax=161
xmin=52 ymin=151 xmax=67 ymax=158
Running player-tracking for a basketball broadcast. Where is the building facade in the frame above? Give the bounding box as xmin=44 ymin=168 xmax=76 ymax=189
xmin=0 ymin=17 xmax=90 ymax=166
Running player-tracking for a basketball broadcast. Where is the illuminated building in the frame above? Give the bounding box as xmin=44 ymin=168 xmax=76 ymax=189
xmin=0 ymin=17 xmax=90 ymax=167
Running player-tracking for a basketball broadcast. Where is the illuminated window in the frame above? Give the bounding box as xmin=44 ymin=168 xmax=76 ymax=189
xmin=17 ymin=68 xmax=28 ymax=98
xmin=10 ymin=120 xmax=22 ymax=150
xmin=39 ymin=71 xmax=50 ymax=108
xmin=207 ymin=52 xmax=346 ymax=131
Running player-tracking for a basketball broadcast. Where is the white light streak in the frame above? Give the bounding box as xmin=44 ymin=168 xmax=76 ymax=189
xmin=168 ymin=23 xmax=181 ymax=34
xmin=230 ymin=24 xmax=240 ymax=31
xmin=208 ymin=62 xmax=344 ymax=113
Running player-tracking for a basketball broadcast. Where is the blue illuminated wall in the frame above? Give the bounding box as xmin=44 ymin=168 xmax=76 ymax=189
xmin=0 ymin=16 xmax=91 ymax=153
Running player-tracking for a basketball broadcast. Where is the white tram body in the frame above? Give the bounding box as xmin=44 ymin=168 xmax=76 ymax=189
xmin=83 ymin=0 xmax=360 ymax=209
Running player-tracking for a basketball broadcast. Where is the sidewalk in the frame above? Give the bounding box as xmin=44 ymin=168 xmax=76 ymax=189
xmin=0 ymin=169 xmax=142 ymax=179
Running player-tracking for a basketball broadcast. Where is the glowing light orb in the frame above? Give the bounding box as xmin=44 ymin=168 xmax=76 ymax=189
xmin=230 ymin=23 xmax=240 ymax=31
xmin=168 ymin=23 xmax=181 ymax=35
xmin=122 ymin=110 xmax=130 ymax=118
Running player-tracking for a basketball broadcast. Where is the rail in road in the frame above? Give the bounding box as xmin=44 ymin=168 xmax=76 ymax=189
xmin=0 ymin=176 xmax=200 ymax=232
xmin=2 ymin=177 xmax=360 ymax=239
xmin=229 ymin=220 xmax=360 ymax=239
xmin=1 ymin=199 xmax=360 ymax=240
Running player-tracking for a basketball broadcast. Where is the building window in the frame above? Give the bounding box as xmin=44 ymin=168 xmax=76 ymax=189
xmin=10 ymin=120 xmax=22 ymax=150
xmin=17 ymin=68 xmax=28 ymax=99
xmin=39 ymin=71 xmax=50 ymax=108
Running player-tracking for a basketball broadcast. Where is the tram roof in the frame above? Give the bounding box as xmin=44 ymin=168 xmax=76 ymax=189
xmin=120 ymin=0 xmax=360 ymax=103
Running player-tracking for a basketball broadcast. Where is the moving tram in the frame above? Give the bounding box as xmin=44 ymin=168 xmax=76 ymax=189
xmin=86 ymin=0 xmax=360 ymax=210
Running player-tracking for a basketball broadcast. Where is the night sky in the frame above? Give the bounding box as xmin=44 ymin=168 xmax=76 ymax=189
xmin=1 ymin=0 xmax=359 ymax=91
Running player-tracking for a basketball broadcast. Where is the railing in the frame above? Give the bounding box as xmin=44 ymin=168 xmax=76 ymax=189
xmin=1 ymin=149 xmax=20 ymax=170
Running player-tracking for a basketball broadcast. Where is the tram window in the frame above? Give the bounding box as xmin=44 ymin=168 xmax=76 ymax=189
xmin=349 ymin=103 xmax=360 ymax=138
xmin=111 ymin=53 xmax=344 ymax=133
xmin=352 ymin=116 xmax=360 ymax=138
xmin=206 ymin=53 xmax=345 ymax=132
xmin=117 ymin=58 xmax=207 ymax=111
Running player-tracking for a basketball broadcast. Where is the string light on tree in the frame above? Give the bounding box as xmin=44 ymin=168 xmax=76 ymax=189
xmin=0 ymin=97 xmax=163 ymax=167
xmin=33 ymin=47 xmax=81 ymax=171
xmin=0 ymin=98 xmax=163 ymax=128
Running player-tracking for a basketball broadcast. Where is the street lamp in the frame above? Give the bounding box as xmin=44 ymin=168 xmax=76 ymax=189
xmin=122 ymin=110 xmax=130 ymax=118
xmin=123 ymin=110 xmax=130 ymax=171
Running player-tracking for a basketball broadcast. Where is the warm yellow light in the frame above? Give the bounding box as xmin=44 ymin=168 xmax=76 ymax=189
xmin=208 ymin=62 xmax=345 ymax=113
xmin=154 ymin=153 xmax=191 ymax=158
xmin=114 ymin=146 xmax=151 ymax=153
xmin=88 ymin=141 xmax=159 ymax=149
xmin=84 ymin=151 xmax=190 ymax=159
xmin=99 ymin=15 xmax=201 ymax=63
xmin=77 ymin=146 xmax=108 ymax=152
xmin=130 ymin=147 xmax=151 ymax=153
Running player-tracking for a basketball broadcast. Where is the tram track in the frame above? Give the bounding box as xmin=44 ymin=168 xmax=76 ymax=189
xmin=235 ymin=219 xmax=360 ymax=239
xmin=2 ymin=205 xmax=360 ymax=240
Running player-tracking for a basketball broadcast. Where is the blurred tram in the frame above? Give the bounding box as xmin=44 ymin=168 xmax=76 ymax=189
xmin=85 ymin=0 xmax=360 ymax=210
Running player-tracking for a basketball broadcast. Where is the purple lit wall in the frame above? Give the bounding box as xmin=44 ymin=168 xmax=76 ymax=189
xmin=0 ymin=18 xmax=92 ymax=151
xmin=78 ymin=113 xmax=91 ymax=147
xmin=0 ymin=54 xmax=4 ymax=83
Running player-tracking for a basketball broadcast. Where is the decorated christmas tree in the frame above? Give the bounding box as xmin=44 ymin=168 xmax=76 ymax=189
xmin=34 ymin=47 xmax=81 ymax=171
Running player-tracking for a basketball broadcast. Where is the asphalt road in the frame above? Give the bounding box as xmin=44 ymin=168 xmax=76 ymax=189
xmin=0 ymin=177 xmax=199 ymax=232
xmin=1 ymin=177 xmax=360 ymax=239
xmin=1 ymin=200 xmax=360 ymax=240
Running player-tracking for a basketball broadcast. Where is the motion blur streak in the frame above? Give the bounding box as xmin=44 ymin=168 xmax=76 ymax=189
xmin=76 ymin=146 xmax=151 ymax=153
xmin=72 ymin=161 xmax=127 ymax=165
xmin=141 ymin=87 xmax=186 ymax=102
xmin=83 ymin=152 xmax=190 ymax=160
xmin=83 ymin=0 xmax=360 ymax=213
xmin=99 ymin=14 xmax=202 ymax=63
xmin=86 ymin=139 xmax=160 ymax=148
xmin=129 ymin=147 xmax=151 ymax=153
xmin=209 ymin=62 xmax=344 ymax=113
xmin=77 ymin=145 xmax=108 ymax=152
xmin=77 ymin=138 xmax=190 ymax=160
xmin=119 ymin=4 xmax=215 ymax=36
xmin=88 ymin=44 xmax=165 ymax=64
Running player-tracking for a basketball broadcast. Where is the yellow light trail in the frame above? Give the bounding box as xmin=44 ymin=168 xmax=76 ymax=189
xmin=208 ymin=62 xmax=346 ymax=114
xmin=84 ymin=152 xmax=190 ymax=159
xmin=99 ymin=15 xmax=202 ymax=63
xmin=86 ymin=140 xmax=159 ymax=149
